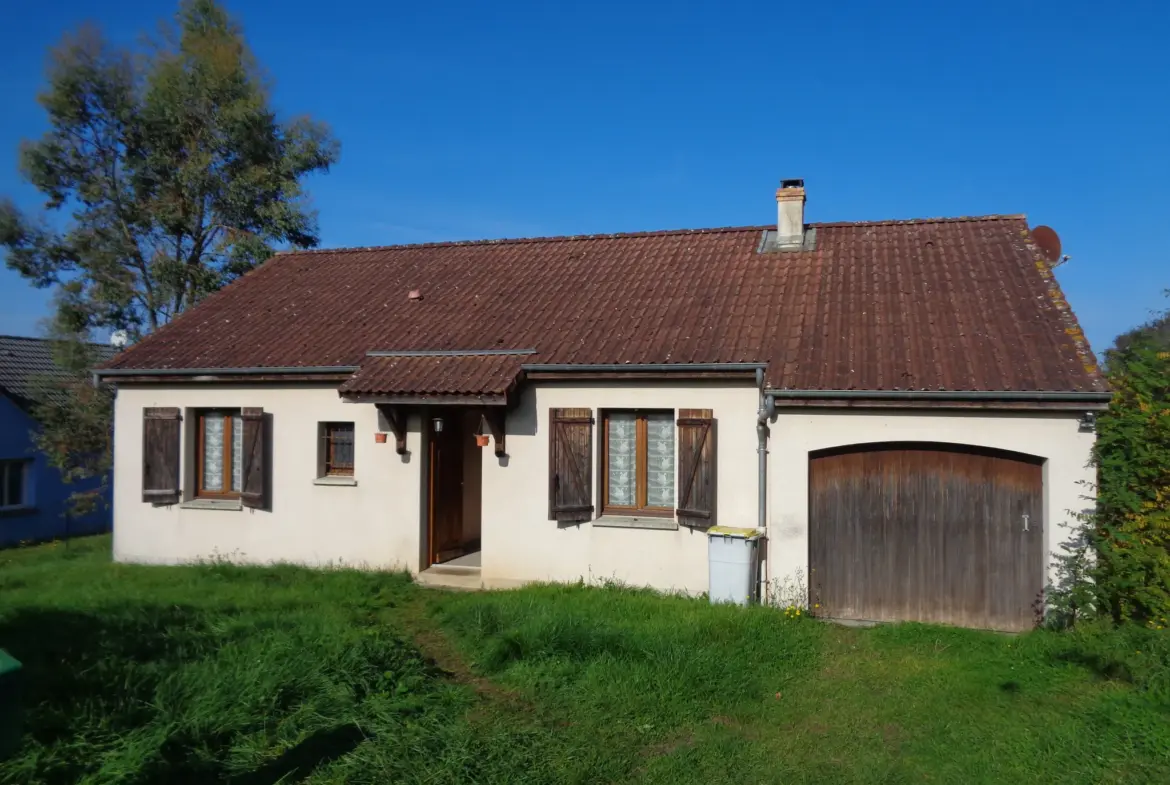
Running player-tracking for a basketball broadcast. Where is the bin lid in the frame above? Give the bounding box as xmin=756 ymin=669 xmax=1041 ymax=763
xmin=0 ymin=648 xmax=21 ymax=676
xmin=706 ymin=526 xmax=763 ymax=540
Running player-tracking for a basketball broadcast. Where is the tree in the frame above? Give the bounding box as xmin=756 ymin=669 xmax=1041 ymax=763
xmin=0 ymin=0 xmax=339 ymax=338
xmin=27 ymin=314 xmax=116 ymax=518
xmin=0 ymin=0 xmax=339 ymax=514
xmin=1108 ymin=290 xmax=1170 ymax=372
xmin=1091 ymin=333 xmax=1170 ymax=624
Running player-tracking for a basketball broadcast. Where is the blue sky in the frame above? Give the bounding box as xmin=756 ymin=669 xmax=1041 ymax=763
xmin=1 ymin=0 xmax=1167 ymax=352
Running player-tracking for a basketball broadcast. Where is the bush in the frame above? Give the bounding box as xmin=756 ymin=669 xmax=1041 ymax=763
xmin=1088 ymin=335 xmax=1170 ymax=624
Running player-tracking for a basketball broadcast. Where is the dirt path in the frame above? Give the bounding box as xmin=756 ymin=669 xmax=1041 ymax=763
xmin=381 ymin=591 xmax=535 ymax=713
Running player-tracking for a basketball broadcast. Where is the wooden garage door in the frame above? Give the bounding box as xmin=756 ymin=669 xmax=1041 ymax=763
xmin=809 ymin=443 xmax=1043 ymax=632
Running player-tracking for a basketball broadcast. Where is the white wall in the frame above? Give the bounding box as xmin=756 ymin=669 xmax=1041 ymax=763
xmin=112 ymin=381 xmax=1096 ymax=605
xmin=113 ymin=384 xmax=424 ymax=569
xmin=480 ymin=380 xmax=760 ymax=593
xmin=765 ymin=408 xmax=1096 ymax=596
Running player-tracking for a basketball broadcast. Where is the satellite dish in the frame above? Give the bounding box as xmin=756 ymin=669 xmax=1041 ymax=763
xmin=1030 ymin=225 xmax=1062 ymax=263
xmin=110 ymin=330 xmax=129 ymax=349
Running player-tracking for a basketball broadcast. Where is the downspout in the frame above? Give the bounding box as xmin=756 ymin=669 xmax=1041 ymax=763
xmin=756 ymin=368 xmax=775 ymax=601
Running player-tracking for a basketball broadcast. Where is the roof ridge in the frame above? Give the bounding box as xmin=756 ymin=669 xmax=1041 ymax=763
xmin=0 ymin=334 xmax=110 ymax=348
xmin=276 ymin=214 xmax=1029 ymax=257
xmin=276 ymin=225 xmax=771 ymax=256
xmin=812 ymin=214 xmax=1026 ymax=228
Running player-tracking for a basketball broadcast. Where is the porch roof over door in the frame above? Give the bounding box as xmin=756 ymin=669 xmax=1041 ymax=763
xmin=338 ymin=351 xmax=528 ymax=404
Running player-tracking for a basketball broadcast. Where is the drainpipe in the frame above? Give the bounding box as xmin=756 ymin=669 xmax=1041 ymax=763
xmin=756 ymin=369 xmax=775 ymax=601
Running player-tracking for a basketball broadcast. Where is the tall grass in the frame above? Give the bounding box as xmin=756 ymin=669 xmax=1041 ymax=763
xmin=438 ymin=582 xmax=1170 ymax=784
xmin=1 ymin=538 xmax=1168 ymax=784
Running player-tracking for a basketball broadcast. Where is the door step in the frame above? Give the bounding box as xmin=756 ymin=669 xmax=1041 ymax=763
xmin=417 ymin=565 xmax=483 ymax=591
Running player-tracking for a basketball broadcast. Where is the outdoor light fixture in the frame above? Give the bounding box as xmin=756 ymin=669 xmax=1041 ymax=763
xmin=432 ymin=417 xmax=444 ymax=433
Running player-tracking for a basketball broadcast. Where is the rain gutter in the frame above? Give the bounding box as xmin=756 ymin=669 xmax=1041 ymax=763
xmin=94 ymin=366 xmax=359 ymax=382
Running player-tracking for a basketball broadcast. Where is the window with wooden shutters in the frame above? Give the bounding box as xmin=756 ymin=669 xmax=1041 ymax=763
xmin=196 ymin=409 xmax=244 ymax=498
xmin=548 ymin=408 xmax=594 ymax=522
xmin=676 ymin=409 xmax=716 ymax=529
xmin=601 ymin=410 xmax=675 ymax=516
xmin=240 ymin=408 xmax=265 ymax=509
xmin=142 ymin=407 xmax=182 ymax=504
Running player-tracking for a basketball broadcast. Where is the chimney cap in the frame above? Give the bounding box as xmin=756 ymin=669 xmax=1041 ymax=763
xmin=780 ymin=178 xmax=805 ymax=189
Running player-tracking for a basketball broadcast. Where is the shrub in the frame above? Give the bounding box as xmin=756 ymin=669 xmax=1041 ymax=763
xmin=1089 ymin=336 xmax=1170 ymax=624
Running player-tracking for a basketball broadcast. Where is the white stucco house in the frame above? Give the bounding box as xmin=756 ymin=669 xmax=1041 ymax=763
xmin=96 ymin=181 xmax=1109 ymax=631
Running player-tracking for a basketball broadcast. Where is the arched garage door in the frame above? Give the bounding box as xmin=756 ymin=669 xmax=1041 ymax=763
xmin=809 ymin=442 xmax=1043 ymax=632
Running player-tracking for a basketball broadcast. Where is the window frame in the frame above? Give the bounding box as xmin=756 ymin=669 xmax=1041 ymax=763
xmin=320 ymin=422 xmax=355 ymax=477
xmin=600 ymin=409 xmax=675 ymax=517
xmin=0 ymin=460 xmax=28 ymax=509
xmin=195 ymin=409 xmax=242 ymax=499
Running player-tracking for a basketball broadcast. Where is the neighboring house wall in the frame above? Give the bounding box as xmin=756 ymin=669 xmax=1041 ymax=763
xmin=481 ymin=380 xmax=759 ymax=593
xmin=0 ymin=394 xmax=109 ymax=546
xmin=765 ymin=408 xmax=1096 ymax=596
xmin=112 ymin=384 xmax=424 ymax=567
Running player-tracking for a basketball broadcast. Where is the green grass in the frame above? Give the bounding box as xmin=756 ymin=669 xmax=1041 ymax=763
xmin=1 ymin=537 xmax=1168 ymax=784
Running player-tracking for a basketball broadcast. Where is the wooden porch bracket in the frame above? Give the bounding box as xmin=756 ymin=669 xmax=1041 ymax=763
xmin=484 ymin=409 xmax=507 ymax=457
xmin=376 ymin=404 xmax=408 ymax=454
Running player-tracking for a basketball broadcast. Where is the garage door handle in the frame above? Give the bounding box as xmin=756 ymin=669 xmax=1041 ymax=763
xmin=1022 ymin=514 xmax=1029 ymax=532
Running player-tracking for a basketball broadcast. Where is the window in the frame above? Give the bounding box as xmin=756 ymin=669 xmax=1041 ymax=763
xmin=602 ymin=411 xmax=675 ymax=515
xmin=320 ymin=422 xmax=355 ymax=476
xmin=196 ymin=410 xmax=244 ymax=497
xmin=0 ymin=460 xmax=28 ymax=509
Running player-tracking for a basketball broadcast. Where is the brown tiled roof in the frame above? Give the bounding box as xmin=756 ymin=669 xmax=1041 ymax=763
xmin=338 ymin=354 xmax=525 ymax=399
xmin=100 ymin=215 xmax=1105 ymax=393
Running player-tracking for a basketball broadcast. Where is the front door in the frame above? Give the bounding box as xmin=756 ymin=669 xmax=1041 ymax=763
xmin=428 ymin=414 xmax=465 ymax=565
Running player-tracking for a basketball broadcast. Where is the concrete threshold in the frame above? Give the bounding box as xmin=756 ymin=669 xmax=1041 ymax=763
xmin=416 ymin=564 xmax=484 ymax=591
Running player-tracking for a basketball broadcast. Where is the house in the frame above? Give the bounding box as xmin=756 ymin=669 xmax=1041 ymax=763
xmin=0 ymin=335 xmax=114 ymax=546
xmin=95 ymin=181 xmax=1109 ymax=631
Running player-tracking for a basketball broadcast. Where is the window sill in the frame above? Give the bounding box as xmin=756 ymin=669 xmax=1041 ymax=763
xmin=0 ymin=505 xmax=37 ymax=519
xmin=593 ymin=515 xmax=678 ymax=531
xmin=179 ymin=499 xmax=243 ymax=511
xmin=313 ymin=476 xmax=358 ymax=487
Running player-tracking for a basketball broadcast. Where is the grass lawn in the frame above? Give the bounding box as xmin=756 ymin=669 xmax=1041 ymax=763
xmin=1 ymin=537 xmax=1168 ymax=784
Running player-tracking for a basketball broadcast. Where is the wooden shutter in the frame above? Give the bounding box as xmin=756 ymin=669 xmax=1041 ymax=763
xmin=142 ymin=407 xmax=181 ymax=504
xmin=676 ymin=409 xmax=716 ymax=529
xmin=548 ymin=408 xmax=594 ymax=522
xmin=240 ymin=407 xmax=265 ymax=509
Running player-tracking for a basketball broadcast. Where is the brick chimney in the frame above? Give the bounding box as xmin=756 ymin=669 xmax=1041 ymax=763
xmin=775 ymin=178 xmax=806 ymax=249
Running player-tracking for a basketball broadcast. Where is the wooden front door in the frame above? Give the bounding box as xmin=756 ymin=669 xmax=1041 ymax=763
xmin=809 ymin=443 xmax=1044 ymax=632
xmin=428 ymin=414 xmax=465 ymax=566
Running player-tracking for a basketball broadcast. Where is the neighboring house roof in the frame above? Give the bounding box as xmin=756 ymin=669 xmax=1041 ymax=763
xmin=0 ymin=335 xmax=116 ymax=413
xmin=98 ymin=215 xmax=1106 ymax=395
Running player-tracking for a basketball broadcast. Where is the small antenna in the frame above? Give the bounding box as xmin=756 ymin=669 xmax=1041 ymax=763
xmin=1029 ymin=225 xmax=1062 ymax=263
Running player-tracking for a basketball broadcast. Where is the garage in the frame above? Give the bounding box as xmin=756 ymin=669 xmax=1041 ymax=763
xmin=808 ymin=442 xmax=1044 ymax=631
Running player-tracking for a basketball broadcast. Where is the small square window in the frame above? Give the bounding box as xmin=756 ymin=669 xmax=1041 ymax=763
xmin=0 ymin=460 xmax=29 ymax=509
xmin=320 ymin=423 xmax=355 ymax=477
